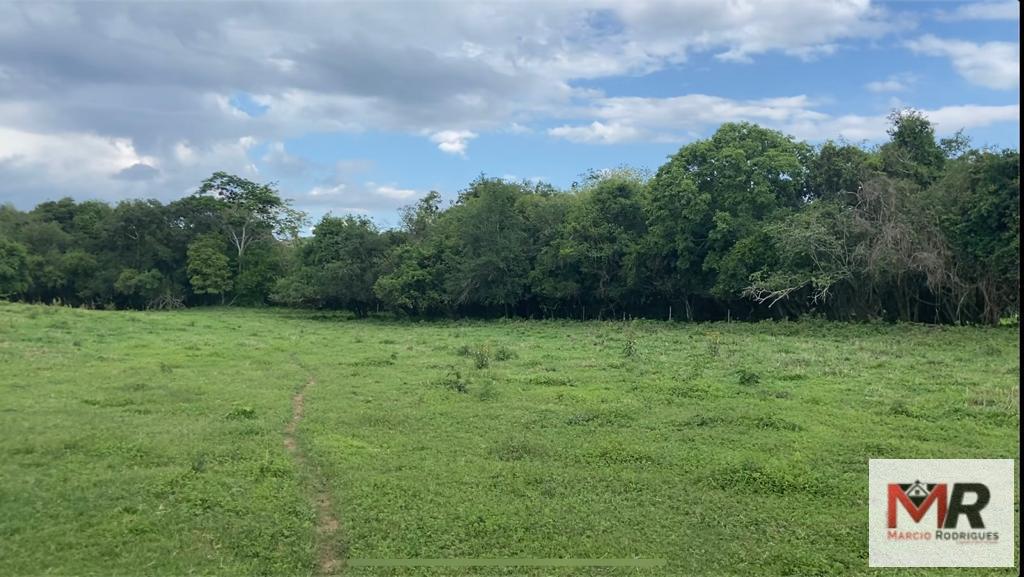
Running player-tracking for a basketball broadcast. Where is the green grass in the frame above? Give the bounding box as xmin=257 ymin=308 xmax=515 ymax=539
xmin=0 ymin=302 xmax=1018 ymax=576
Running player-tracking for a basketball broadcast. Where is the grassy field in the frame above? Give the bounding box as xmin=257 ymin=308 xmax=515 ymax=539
xmin=0 ymin=302 xmax=1018 ymax=576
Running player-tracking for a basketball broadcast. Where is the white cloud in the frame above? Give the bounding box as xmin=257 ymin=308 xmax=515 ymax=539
xmin=309 ymin=183 xmax=346 ymax=198
xmin=372 ymin=184 xmax=418 ymax=200
xmin=549 ymin=94 xmax=1019 ymax=144
xmin=924 ymin=104 xmax=1021 ymax=131
xmin=907 ymin=35 xmax=1019 ymax=89
xmin=0 ymin=1 xmax=1013 ymax=208
xmin=936 ymin=1 xmax=1019 ymax=21
xmin=429 ymin=130 xmax=477 ymax=156
xmin=0 ymin=127 xmax=156 ymax=182
xmin=298 ymin=168 xmax=418 ymax=217
xmin=260 ymin=141 xmax=308 ymax=175
xmin=548 ymin=121 xmax=643 ymax=144
xmin=550 ymin=94 xmax=829 ymax=143
xmin=0 ymin=0 xmax=902 ymax=207
xmin=866 ymin=73 xmax=916 ymax=93
xmin=173 ymin=141 xmax=197 ymax=165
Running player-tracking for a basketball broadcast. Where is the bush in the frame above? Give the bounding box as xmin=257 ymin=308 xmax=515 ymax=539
xmin=433 ymin=368 xmax=469 ymax=393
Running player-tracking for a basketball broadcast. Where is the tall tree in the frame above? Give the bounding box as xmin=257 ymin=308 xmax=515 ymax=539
xmin=646 ymin=123 xmax=813 ymax=309
xmin=195 ymin=172 xmax=306 ymax=277
xmin=0 ymin=237 xmax=31 ymax=298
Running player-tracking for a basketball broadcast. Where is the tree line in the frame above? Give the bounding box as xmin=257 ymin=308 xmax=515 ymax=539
xmin=0 ymin=111 xmax=1018 ymax=324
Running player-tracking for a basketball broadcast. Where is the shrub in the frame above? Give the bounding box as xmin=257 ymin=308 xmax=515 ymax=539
xmin=434 ymin=368 xmax=469 ymax=393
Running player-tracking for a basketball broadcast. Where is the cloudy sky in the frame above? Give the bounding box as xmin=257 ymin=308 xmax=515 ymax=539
xmin=0 ymin=1 xmax=1019 ymax=226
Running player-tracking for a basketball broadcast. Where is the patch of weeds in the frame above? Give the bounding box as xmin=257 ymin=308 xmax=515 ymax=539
xmin=225 ymin=406 xmax=257 ymax=420
xmin=862 ymin=440 xmax=898 ymax=457
xmin=736 ymin=369 xmax=761 ymax=386
xmin=475 ymin=381 xmax=498 ymax=401
xmin=980 ymin=343 xmax=1002 ymax=357
xmin=352 ymin=354 xmax=396 ymax=367
xmin=255 ymin=454 xmax=291 ymax=479
xmin=683 ymin=414 xmax=729 ymax=428
xmin=622 ymin=335 xmax=640 ymax=359
xmin=82 ymin=397 xmax=135 ymax=408
xmin=965 ymin=385 xmax=1019 ymax=413
xmin=493 ymin=345 xmax=517 ymax=361
xmin=664 ymin=381 xmax=713 ymax=399
xmin=527 ymin=373 xmax=574 ymax=387
xmin=888 ymin=400 xmax=918 ymax=418
xmin=433 ymin=368 xmax=469 ymax=394
xmin=458 ymin=342 xmax=516 ymax=366
xmin=492 ymin=438 xmax=545 ymax=462
xmin=565 ymin=412 xmax=599 ymax=426
xmin=159 ymin=362 xmax=174 ymax=374
xmin=753 ymin=415 xmax=803 ymax=431
xmin=472 ymin=348 xmax=490 ymax=369
xmin=705 ymin=331 xmax=721 ymax=358
xmin=711 ymin=459 xmax=812 ymax=494
xmin=585 ymin=441 xmax=655 ymax=466
xmin=191 ymin=454 xmax=208 ymax=474
xmin=565 ymin=407 xmax=632 ymax=427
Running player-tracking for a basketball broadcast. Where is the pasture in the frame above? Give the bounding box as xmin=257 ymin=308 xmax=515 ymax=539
xmin=0 ymin=302 xmax=1018 ymax=576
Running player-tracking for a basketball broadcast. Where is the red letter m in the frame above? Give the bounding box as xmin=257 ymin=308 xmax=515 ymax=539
xmin=887 ymin=484 xmax=947 ymax=528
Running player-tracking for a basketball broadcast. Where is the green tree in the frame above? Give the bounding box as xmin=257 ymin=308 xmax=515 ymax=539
xmin=275 ymin=215 xmax=387 ymax=315
xmin=0 ymin=237 xmax=31 ymax=298
xmin=880 ymin=109 xmax=946 ymax=187
xmin=809 ymin=140 xmax=878 ymax=201
xmin=535 ymin=173 xmax=646 ymax=318
xmin=646 ymin=123 xmax=813 ymax=311
xmin=445 ymin=178 xmax=532 ymax=315
xmin=927 ymin=149 xmax=1020 ymax=323
xmin=187 ymin=235 xmax=233 ymax=303
xmin=113 ymin=268 xmax=165 ymax=308
xmin=195 ymin=172 xmax=306 ymax=277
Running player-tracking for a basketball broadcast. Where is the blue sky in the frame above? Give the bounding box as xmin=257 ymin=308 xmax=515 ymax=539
xmin=0 ymin=1 xmax=1018 ymax=227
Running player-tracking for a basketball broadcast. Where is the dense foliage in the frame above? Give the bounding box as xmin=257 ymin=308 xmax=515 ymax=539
xmin=0 ymin=112 xmax=1018 ymax=323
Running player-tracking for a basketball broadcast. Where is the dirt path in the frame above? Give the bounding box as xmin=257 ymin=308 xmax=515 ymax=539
xmin=284 ymin=375 xmax=345 ymax=575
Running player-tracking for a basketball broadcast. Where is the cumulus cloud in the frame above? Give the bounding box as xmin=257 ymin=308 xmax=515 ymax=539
xmin=935 ymin=1 xmax=1019 ymax=21
xmin=114 ymin=163 xmax=160 ymax=181
xmin=549 ymin=94 xmax=1019 ymax=144
xmin=906 ymin=35 xmax=1019 ymax=89
xmin=296 ymin=159 xmax=418 ymax=217
xmin=866 ymin=73 xmax=916 ymax=93
xmin=549 ymin=94 xmax=827 ymax=143
xmin=429 ymin=130 xmax=477 ymax=156
xmin=0 ymin=0 xmax=901 ymax=206
xmin=298 ymin=181 xmax=419 ymax=215
xmin=0 ymin=1 xmax=1015 ymax=209
xmin=548 ymin=121 xmax=644 ymax=144
xmin=261 ymin=141 xmax=309 ymax=176
xmin=371 ymin=184 xmax=418 ymax=200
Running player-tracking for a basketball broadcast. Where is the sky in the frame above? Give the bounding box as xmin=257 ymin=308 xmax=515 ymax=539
xmin=0 ymin=0 xmax=1019 ymax=227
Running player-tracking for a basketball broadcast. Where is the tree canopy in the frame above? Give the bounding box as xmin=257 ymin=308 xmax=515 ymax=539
xmin=1 ymin=111 xmax=1018 ymax=324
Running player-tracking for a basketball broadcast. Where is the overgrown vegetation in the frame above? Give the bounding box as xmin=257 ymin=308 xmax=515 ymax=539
xmin=0 ymin=302 xmax=1017 ymax=575
xmin=1 ymin=111 xmax=1018 ymax=323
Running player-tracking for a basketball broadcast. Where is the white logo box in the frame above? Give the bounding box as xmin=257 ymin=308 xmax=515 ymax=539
xmin=868 ymin=459 xmax=1015 ymax=567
